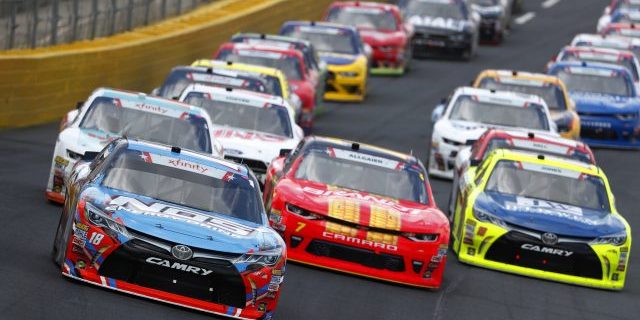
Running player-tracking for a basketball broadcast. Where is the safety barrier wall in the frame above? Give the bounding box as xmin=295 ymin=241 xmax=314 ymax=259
xmin=0 ymin=0 xmax=375 ymax=128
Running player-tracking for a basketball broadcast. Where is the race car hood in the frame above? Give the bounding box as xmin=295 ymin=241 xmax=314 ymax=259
xmin=61 ymin=127 xmax=119 ymax=154
xmin=318 ymin=52 xmax=359 ymax=66
xmin=475 ymin=191 xmax=626 ymax=238
xmin=279 ymin=179 xmax=449 ymax=234
xmin=407 ymin=15 xmax=471 ymax=34
xmin=213 ymin=127 xmax=298 ymax=165
xmin=570 ymin=92 xmax=640 ymax=115
xmin=359 ymin=29 xmax=406 ymax=46
xmin=84 ymin=187 xmax=275 ymax=255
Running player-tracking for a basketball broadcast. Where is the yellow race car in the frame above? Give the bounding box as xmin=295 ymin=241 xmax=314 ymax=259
xmin=190 ymin=59 xmax=300 ymax=117
xmin=279 ymin=21 xmax=369 ymax=102
xmin=473 ymin=70 xmax=581 ymax=140
xmin=451 ymin=149 xmax=631 ymax=290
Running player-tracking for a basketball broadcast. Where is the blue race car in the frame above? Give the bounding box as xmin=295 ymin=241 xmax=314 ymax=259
xmin=51 ymin=137 xmax=286 ymax=319
xmin=548 ymin=61 xmax=640 ymax=148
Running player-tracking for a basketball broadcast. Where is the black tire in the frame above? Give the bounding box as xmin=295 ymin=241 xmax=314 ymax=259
xmin=51 ymin=210 xmax=67 ymax=267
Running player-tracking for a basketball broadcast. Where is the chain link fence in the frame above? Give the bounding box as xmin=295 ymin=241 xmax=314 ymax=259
xmin=0 ymin=0 xmax=214 ymax=50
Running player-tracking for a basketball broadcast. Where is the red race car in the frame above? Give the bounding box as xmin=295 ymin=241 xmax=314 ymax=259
xmin=214 ymin=42 xmax=318 ymax=133
xmin=263 ymin=136 xmax=450 ymax=288
xmin=324 ymin=1 xmax=412 ymax=75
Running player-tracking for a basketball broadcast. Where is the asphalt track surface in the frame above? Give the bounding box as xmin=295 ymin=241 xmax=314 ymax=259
xmin=1 ymin=1 xmax=639 ymax=319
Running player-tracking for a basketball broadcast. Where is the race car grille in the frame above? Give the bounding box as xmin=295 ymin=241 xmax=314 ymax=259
xmin=580 ymin=126 xmax=618 ymax=140
xmin=484 ymin=231 xmax=602 ymax=279
xmin=306 ymin=239 xmax=405 ymax=272
xmin=99 ymin=239 xmax=247 ymax=308
xmin=224 ymin=156 xmax=267 ymax=175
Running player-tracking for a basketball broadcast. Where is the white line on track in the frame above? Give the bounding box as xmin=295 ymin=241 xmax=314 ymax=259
xmin=515 ymin=12 xmax=536 ymax=25
xmin=542 ymin=0 xmax=561 ymax=9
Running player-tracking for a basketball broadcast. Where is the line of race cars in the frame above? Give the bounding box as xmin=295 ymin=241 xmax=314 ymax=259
xmin=43 ymin=1 xmax=633 ymax=319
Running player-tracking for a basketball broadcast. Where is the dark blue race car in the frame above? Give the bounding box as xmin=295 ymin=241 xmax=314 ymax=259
xmin=548 ymin=61 xmax=640 ymax=148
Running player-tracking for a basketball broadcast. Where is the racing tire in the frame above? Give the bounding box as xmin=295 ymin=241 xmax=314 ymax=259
xmin=51 ymin=213 xmax=66 ymax=267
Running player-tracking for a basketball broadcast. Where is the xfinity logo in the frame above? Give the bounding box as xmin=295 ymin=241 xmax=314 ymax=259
xmin=145 ymin=257 xmax=213 ymax=275
xmin=521 ymin=244 xmax=573 ymax=257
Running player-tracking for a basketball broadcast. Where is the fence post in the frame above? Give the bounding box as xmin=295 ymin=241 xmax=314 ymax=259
xmin=143 ymin=0 xmax=151 ymax=26
xmin=31 ymin=0 xmax=39 ymax=48
xmin=70 ymin=0 xmax=79 ymax=41
xmin=7 ymin=1 xmax=17 ymax=49
xmin=50 ymin=0 xmax=59 ymax=45
xmin=126 ymin=0 xmax=134 ymax=30
xmin=90 ymin=0 xmax=98 ymax=39
xmin=161 ymin=0 xmax=167 ymax=19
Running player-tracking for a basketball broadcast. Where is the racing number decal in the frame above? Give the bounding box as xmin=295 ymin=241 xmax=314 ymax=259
xmin=89 ymin=232 xmax=104 ymax=245
xmin=295 ymin=222 xmax=306 ymax=233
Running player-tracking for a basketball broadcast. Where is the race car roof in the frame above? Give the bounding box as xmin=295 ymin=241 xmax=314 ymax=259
xmin=94 ymin=88 xmax=205 ymax=118
xmin=181 ymin=83 xmax=288 ymax=109
xmin=571 ymin=33 xmax=640 ymax=47
xmin=548 ymin=60 xmax=634 ymax=77
xmin=281 ymin=20 xmax=359 ymax=34
xmin=454 ymin=86 xmax=547 ymax=107
xmin=125 ymin=137 xmax=247 ymax=176
xmin=303 ymin=136 xmax=419 ymax=166
xmin=231 ymin=33 xmax=313 ymax=49
xmin=489 ymin=149 xmax=600 ymax=175
xmin=481 ymin=70 xmax=563 ymax=86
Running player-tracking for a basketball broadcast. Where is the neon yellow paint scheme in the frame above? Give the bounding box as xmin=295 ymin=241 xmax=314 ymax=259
xmin=451 ymin=149 xmax=631 ymax=290
xmin=323 ymin=54 xmax=368 ymax=102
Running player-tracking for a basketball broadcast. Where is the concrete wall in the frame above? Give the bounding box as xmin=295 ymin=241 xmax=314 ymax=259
xmin=0 ymin=0 xmax=346 ymax=128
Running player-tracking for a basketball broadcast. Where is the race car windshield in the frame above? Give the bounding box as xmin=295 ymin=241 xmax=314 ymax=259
xmin=217 ymin=50 xmax=304 ymax=81
xmin=479 ymin=78 xmax=567 ymax=110
xmin=158 ymin=69 xmax=269 ymax=99
xmin=556 ymin=69 xmax=633 ymax=96
xmin=406 ymin=1 xmax=465 ymax=20
xmin=80 ymin=97 xmax=212 ymax=154
xmin=326 ymin=7 xmax=398 ymax=31
xmin=184 ymin=92 xmax=292 ymax=138
xmin=485 ymin=160 xmax=610 ymax=212
xmin=483 ymin=138 xmax=593 ymax=164
xmin=560 ymin=52 xmax=639 ymax=81
xmin=449 ymin=96 xmax=550 ymax=131
xmin=283 ymin=28 xmax=357 ymax=55
xmin=101 ymin=149 xmax=263 ymax=224
xmin=294 ymin=150 xmax=428 ymax=204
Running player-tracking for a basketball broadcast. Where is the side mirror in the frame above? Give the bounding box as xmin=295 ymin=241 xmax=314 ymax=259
xmin=151 ymin=87 xmax=160 ymax=96
xmin=363 ymin=43 xmax=373 ymax=58
xmin=431 ymin=103 xmax=445 ymax=123
xmin=75 ymin=101 xmax=84 ymax=109
xmin=83 ymin=151 xmax=100 ymax=161
xmin=279 ymin=149 xmax=292 ymax=157
xmin=469 ymin=158 xmax=482 ymax=167
xmin=293 ymin=125 xmax=304 ymax=138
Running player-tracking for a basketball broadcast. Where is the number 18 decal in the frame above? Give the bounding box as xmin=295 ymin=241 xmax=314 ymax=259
xmin=89 ymin=233 xmax=104 ymax=245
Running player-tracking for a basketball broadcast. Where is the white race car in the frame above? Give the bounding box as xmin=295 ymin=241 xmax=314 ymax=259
xmin=46 ymin=88 xmax=223 ymax=203
xmin=179 ymin=84 xmax=303 ymax=186
xmin=570 ymin=33 xmax=640 ymax=60
xmin=428 ymin=87 xmax=558 ymax=179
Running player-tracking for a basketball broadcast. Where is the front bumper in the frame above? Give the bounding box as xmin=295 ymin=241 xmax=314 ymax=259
xmin=479 ymin=18 xmax=504 ymax=42
xmin=428 ymin=142 xmax=463 ymax=180
xmin=271 ymin=207 xmax=448 ymax=289
xmin=578 ymin=114 xmax=640 ymax=149
xmin=63 ymin=216 xmax=283 ymax=319
xmin=324 ymin=65 xmax=367 ymax=102
xmin=456 ymin=219 xmax=630 ymax=290
xmin=369 ymin=47 xmax=408 ymax=75
xmin=411 ymin=32 xmax=472 ymax=57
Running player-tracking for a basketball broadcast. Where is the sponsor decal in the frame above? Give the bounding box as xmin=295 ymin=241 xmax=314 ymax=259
xmin=520 ymin=162 xmax=583 ymax=179
xmin=342 ymin=7 xmax=384 ymax=15
xmin=115 ymin=98 xmax=194 ymax=119
xmin=145 ymin=257 xmax=213 ymax=275
xmin=511 ymin=139 xmax=571 ymax=155
xmin=408 ymin=16 xmax=466 ymax=32
xmin=329 ymin=148 xmax=403 ymax=170
xmin=190 ymin=73 xmax=247 ymax=87
xmin=504 ymin=197 xmax=601 ymax=226
xmin=521 ymin=244 xmax=573 ymax=257
xmin=322 ymin=231 xmax=398 ymax=251
xmin=496 ymin=77 xmax=546 ymax=87
xmin=213 ymin=128 xmax=287 ymax=142
xmin=143 ymin=153 xmax=236 ymax=180
xmin=298 ymin=26 xmax=342 ymax=35
xmin=541 ymin=232 xmax=559 ymax=246
xmin=303 ymin=186 xmax=422 ymax=215
xmin=236 ymin=50 xmax=285 ymax=60
xmin=107 ymin=196 xmax=256 ymax=237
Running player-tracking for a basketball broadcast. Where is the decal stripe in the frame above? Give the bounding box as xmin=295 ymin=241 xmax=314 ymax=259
xmin=100 ymin=276 xmax=107 ymax=286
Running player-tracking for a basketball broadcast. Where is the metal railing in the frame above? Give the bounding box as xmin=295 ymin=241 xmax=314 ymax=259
xmin=0 ymin=0 xmax=213 ymax=50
